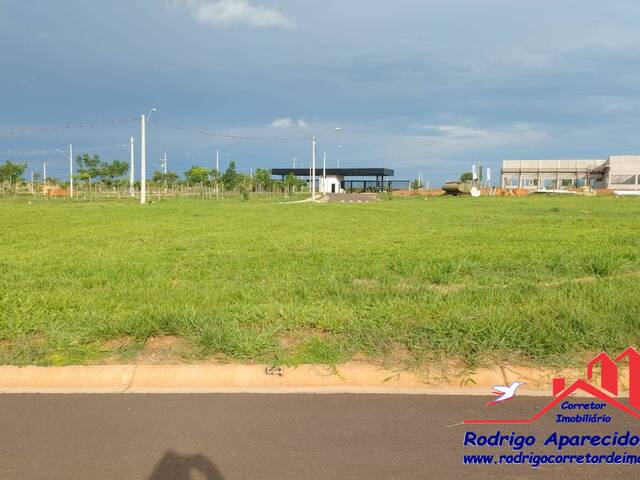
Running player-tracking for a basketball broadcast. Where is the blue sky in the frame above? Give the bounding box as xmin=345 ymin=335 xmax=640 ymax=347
xmin=2 ymin=0 xmax=640 ymax=183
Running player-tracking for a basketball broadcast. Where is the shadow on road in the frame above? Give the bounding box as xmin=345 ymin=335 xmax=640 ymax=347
xmin=147 ymin=450 xmax=224 ymax=480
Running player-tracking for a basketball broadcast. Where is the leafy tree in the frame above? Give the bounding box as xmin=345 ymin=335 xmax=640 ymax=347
xmin=153 ymin=171 xmax=180 ymax=187
xmin=237 ymin=173 xmax=252 ymax=191
xmin=270 ymin=179 xmax=280 ymax=191
xmin=283 ymin=173 xmax=298 ymax=193
xmin=184 ymin=166 xmax=211 ymax=185
xmin=459 ymin=172 xmax=473 ymax=182
xmin=255 ymin=168 xmax=272 ymax=191
xmin=76 ymin=154 xmax=103 ymax=184
xmin=166 ymin=172 xmax=180 ymax=187
xmin=99 ymin=160 xmax=129 ymax=186
xmin=410 ymin=179 xmax=423 ymax=190
xmin=0 ymin=161 xmax=26 ymax=188
xmin=222 ymin=161 xmax=238 ymax=191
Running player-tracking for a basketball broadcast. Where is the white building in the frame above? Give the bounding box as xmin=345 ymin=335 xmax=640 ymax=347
xmin=319 ymin=174 xmax=343 ymax=194
xmin=501 ymin=155 xmax=640 ymax=191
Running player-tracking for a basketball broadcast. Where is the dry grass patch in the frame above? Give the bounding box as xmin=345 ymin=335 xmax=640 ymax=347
xmin=428 ymin=283 xmax=466 ymax=294
xmin=352 ymin=278 xmax=379 ymax=289
xmin=278 ymin=327 xmax=331 ymax=350
xmin=135 ymin=336 xmax=195 ymax=364
xmin=101 ymin=336 xmax=135 ymax=350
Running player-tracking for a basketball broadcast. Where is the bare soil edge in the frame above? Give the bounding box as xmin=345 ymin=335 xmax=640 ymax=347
xmin=0 ymin=363 xmax=622 ymax=396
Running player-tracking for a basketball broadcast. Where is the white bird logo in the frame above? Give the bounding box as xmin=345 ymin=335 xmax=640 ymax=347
xmin=486 ymin=381 xmax=527 ymax=406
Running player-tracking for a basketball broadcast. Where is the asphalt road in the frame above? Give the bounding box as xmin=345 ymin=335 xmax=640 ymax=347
xmin=0 ymin=394 xmax=637 ymax=479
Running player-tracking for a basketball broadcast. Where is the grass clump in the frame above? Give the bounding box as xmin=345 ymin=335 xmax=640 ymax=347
xmin=583 ymin=252 xmax=625 ymax=277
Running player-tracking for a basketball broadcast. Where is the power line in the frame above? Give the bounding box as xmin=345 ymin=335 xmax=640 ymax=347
xmin=152 ymin=122 xmax=308 ymax=142
xmin=0 ymin=117 xmax=137 ymax=136
xmin=0 ymin=116 xmax=312 ymax=142
xmin=0 ymin=144 xmax=128 ymax=157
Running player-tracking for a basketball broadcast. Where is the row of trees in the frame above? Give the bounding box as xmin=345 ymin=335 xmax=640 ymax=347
xmin=0 ymin=158 xmax=307 ymax=196
xmin=0 ymin=157 xmax=130 ymax=191
xmin=180 ymin=163 xmax=305 ymax=192
xmin=75 ymin=154 xmax=129 ymax=187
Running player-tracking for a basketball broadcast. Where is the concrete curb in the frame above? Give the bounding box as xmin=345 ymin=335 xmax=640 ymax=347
xmin=0 ymin=363 xmax=614 ymax=395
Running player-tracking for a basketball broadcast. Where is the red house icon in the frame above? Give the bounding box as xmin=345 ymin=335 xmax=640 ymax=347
xmin=465 ymin=347 xmax=640 ymax=424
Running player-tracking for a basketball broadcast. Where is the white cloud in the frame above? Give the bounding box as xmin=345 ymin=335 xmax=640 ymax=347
xmin=269 ymin=117 xmax=308 ymax=129
xmin=602 ymin=99 xmax=640 ymax=114
xmin=412 ymin=123 xmax=549 ymax=149
xmin=172 ymin=0 xmax=294 ymax=29
xmin=416 ymin=124 xmax=493 ymax=140
xmin=269 ymin=117 xmax=293 ymax=128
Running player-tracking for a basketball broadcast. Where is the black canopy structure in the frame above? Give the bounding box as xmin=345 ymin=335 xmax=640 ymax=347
xmin=271 ymin=168 xmax=394 ymax=177
xmin=270 ymin=167 xmax=409 ymax=192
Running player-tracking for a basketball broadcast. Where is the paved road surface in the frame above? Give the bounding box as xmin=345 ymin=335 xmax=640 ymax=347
xmin=0 ymin=394 xmax=636 ymax=479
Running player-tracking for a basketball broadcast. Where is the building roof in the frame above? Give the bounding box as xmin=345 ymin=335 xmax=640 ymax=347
xmin=271 ymin=168 xmax=394 ymax=177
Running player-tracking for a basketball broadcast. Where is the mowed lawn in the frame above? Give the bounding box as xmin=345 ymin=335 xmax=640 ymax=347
xmin=1 ymin=195 xmax=640 ymax=367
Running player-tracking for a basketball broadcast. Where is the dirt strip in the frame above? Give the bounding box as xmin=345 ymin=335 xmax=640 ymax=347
xmin=0 ymin=363 xmax=623 ymax=395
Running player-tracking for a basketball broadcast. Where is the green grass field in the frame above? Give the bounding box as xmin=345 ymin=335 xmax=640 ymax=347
xmin=2 ymin=195 xmax=640 ymax=368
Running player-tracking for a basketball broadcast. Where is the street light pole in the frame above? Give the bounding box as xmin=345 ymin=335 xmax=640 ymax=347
xmin=69 ymin=144 xmax=73 ymax=198
xmin=140 ymin=108 xmax=156 ymax=205
xmin=129 ymin=137 xmax=135 ymax=197
xmin=311 ymin=128 xmax=341 ymax=200
xmin=140 ymin=114 xmax=146 ymax=204
xmin=311 ymin=136 xmax=317 ymax=200
xmin=322 ymin=151 xmax=326 ymax=194
xmin=55 ymin=146 xmax=74 ymax=198
xmin=216 ymin=149 xmax=220 ymax=198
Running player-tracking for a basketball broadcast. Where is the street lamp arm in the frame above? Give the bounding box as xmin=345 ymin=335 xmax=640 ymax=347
xmin=316 ymin=127 xmax=341 ymax=143
xmin=55 ymin=148 xmax=70 ymax=160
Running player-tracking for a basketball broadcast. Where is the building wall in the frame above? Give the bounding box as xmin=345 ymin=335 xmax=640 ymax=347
xmin=501 ymin=159 xmax=606 ymax=190
xmin=320 ymin=175 xmax=344 ymax=194
xmin=500 ymin=157 xmax=640 ymax=190
xmin=607 ymin=156 xmax=640 ymax=190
